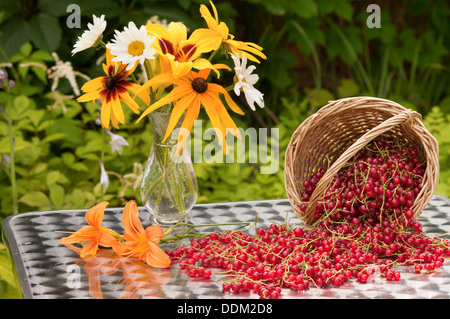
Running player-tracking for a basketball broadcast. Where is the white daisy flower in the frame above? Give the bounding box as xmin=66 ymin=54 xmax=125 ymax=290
xmin=106 ymin=22 xmax=156 ymax=70
xmin=72 ymin=15 xmax=107 ymax=55
xmin=106 ymin=129 xmax=129 ymax=155
xmin=231 ymin=53 xmax=265 ymax=111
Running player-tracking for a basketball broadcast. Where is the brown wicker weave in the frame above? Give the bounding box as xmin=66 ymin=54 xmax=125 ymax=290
xmin=284 ymin=96 xmax=439 ymax=226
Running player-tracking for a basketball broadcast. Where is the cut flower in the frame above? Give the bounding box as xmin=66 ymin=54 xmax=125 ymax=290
xmin=199 ymin=1 xmax=266 ymax=63
xmin=113 ymin=200 xmax=171 ymax=268
xmin=136 ymin=69 xmax=244 ymax=155
xmin=59 ymin=202 xmax=122 ymax=258
xmin=107 ymin=21 xmax=156 ymax=70
xmin=77 ymin=48 xmax=150 ymax=129
xmin=231 ymin=53 xmax=264 ymax=111
xmin=146 ymin=21 xmax=223 ymax=78
xmin=72 ymin=14 xmax=107 ymax=55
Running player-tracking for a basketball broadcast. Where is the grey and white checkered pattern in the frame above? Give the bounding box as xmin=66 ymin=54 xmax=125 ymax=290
xmin=3 ymin=196 xmax=450 ymax=299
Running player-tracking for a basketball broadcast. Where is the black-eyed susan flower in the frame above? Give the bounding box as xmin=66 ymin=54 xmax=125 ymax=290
xmin=199 ymin=1 xmax=266 ymax=63
xmin=136 ymin=69 xmax=244 ymax=155
xmin=77 ymin=48 xmax=149 ymax=129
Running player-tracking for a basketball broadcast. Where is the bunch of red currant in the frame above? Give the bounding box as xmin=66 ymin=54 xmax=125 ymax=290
xmin=167 ymin=138 xmax=450 ymax=299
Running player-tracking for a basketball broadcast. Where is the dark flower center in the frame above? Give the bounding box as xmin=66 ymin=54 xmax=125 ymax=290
xmin=191 ymin=77 xmax=208 ymax=93
xmin=105 ymin=76 xmax=118 ymax=89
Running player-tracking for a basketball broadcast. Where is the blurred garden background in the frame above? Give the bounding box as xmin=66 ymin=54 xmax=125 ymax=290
xmin=0 ymin=0 xmax=449 ymax=298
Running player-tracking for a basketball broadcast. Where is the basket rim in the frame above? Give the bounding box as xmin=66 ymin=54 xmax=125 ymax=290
xmin=284 ymin=96 xmax=439 ymax=226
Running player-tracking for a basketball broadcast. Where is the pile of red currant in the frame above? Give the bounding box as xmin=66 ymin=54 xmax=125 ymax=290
xmin=167 ymin=138 xmax=450 ymax=299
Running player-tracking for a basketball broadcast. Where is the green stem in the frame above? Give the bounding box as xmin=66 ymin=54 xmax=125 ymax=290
xmin=2 ymin=89 xmax=18 ymax=214
xmin=143 ymin=59 xmax=157 ymax=103
xmin=161 ymin=221 xmax=252 ymax=244
xmin=208 ymin=49 xmax=219 ymax=62
xmin=100 ymin=128 xmax=106 ymax=201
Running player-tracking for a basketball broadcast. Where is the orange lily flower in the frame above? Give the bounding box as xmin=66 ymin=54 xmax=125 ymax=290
xmin=59 ymin=202 xmax=122 ymax=258
xmin=114 ymin=200 xmax=171 ymax=268
xmin=77 ymin=48 xmax=150 ymax=129
xmin=146 ymin=21 xmax=225 ymax=78
xmin=136 ymin=69 xmax=243 ymax=155
xmin=200 ymin=1 xmax=266 ymax=63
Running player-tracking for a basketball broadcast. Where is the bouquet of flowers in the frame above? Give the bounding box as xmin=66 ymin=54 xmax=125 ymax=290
xmin=74 ymin=1 xmax=265 ymax=153
xmin=63 ymin=0 xmax=266 ymax=255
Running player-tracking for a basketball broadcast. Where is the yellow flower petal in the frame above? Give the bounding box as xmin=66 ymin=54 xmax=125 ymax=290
xmin=162 ymin=92 xmax=197 ymax=142
xmin=112 ymin=95 xmax=125 ymax=125
xmin=120 ymin=92 xmax=141 ymax=114
xmin=136 ymin=85 xmax=193 ymax=123
xmin=171 ymin=60 xmax=194 ymax=78
xmin=167 ymin=22 xmax=188 ymax=46
xmin=200 ymin=92 xmax=228 ymax=153
xmin=205 ymin=91 xmax=241 ymax=140
xmin=77 ymin=89 xmax=103 ymax=102
xmin=189 ymin=28 xmax=222 ymax=53
xmin=110 ymin=110 xmax=119 ymax=129
xmin=101 ymin=99 xmax=112 ymax=129
xmin=80 ymin=77 xmax=105 ymax=92
xmin=139 ymin=72 xmax=177 ymax=95
xmin=175 ymin=97 xmax=201 ymax=156
xmin=208 ymin=83 xmax=245 ymax=115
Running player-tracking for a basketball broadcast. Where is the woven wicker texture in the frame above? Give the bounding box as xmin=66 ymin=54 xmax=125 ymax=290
xmin=284 ymin=97 xmax=439 ymax=226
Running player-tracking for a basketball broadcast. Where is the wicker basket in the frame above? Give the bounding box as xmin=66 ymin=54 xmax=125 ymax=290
xmin=284 ymin=96 xmax=439 ymax=226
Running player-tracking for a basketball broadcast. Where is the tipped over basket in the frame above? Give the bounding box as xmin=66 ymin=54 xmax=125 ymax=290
xmin=284 ymin=97 xmax=439 ymax=226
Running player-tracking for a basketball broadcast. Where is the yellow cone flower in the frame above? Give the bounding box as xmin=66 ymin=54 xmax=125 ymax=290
xmin=200 ymin=0 xmax=266 ymax=63
xmin=136 ymin=69 xmax=243 ymax=155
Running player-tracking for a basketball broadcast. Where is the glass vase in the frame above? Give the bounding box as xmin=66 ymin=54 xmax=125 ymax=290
xmin=140 ymin=111 xmax=198 ymax=227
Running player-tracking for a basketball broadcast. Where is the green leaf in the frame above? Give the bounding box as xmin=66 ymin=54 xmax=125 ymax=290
xmin=48 ymin=118 xmax=83 ymax=145
xmin=42 ymin=132 xmax=67 ymax=143
xmin=291 ymin=0 xmax=318 ymax=18
xmin=71 ymin=189 xmax=86 ymax=208
xmin=30 ymin=50 xmax=54 ymax=61
xmin=0 ymin=18 xmax=31 ymax=57
xmin=46 ymin=171 xmax=61 ymax=186
xmin=11 ymin=95 xmax=31 ymax=119
xmin=20 ymin=42 xmax=33 ymax=57
xmin=19 ymin=191 xmax=51 ymax=209
xmin=334 ymin=0 xmax=353 ymax=21
xmin=0 ymin=137 xmax=31 ymax=154
xmin=306 ymin=88 xmax=334 ymax=108
xmin=70 ymin=162 xmax=89 ymax=172
xmin=49 ymin=184 xmax=65 ymax=209
xmin=29 ymin=13 xmax=62 ymax=52
xmin=31 ymin=162 xmax=47 ymax=175
xmin=337 ymin=79 xmax=360 ymax=97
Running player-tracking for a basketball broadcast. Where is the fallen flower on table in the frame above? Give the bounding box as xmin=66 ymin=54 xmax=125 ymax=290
xmin=113 ymin=200 xmax=171 ymax=268
xmin=59 ymin=201 xmax=122 ymax=258
xmin=59 ymin=200 xmax=171 ymax=269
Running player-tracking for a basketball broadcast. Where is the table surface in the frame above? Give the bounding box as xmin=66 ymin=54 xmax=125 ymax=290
xmin=3 ymin=195 xmax=450 ymax=299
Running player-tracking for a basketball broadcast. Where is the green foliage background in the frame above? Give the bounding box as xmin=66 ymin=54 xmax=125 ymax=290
xmin=0 ymin=0 xmax=449 ymax=298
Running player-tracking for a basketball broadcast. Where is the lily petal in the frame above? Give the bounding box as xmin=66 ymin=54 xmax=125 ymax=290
xmin=85 ymin=201 xmax=109 ymax=228
xmin=145 ymin=242 xmax=171 ymax=268
xmin=122 ymin=200 xmax=146 ymax=241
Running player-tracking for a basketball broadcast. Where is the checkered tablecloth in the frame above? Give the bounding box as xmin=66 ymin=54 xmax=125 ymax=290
xmin=3 ymin=195 xmax=450 ymax=299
